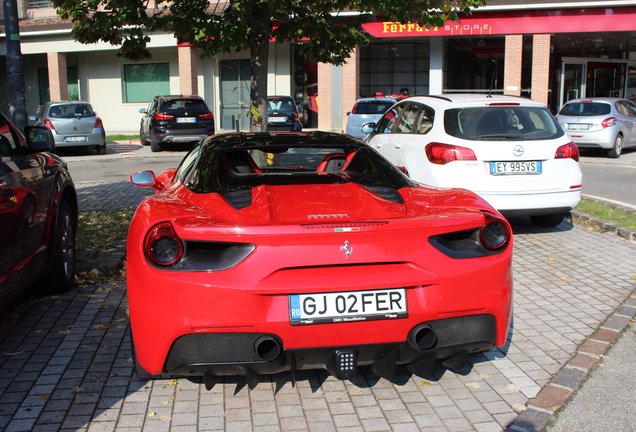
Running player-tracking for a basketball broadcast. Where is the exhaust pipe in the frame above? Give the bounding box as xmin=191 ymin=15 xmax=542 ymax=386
xmin=409 ymin=324 xmax=438 ymax=350
xmin=253 ymin=336 xmax=281 ymax=362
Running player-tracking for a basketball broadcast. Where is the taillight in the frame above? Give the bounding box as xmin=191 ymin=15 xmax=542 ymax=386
xmin=555 ymin=142 xmax=579 ymax=162
xmin=601 ymin=117 xmax=616 ymax=128
xmin=94 ymin=117 xmax=103 ymax=129
xmin=199 ymin=112 xmax=214 ymax=120
xmin=293 ymin=112 xmax=300 ymax=122
xmin=425 ymin=143 xmax=477 ymax=165
xmin=351 ymin=103 xmax=358 ymax=114
xmin=43 ymin=118 xmax=56 ymax=132
xmin=479 ymin=215 xmax=511 ymax=251
xmin=154 ymin=113 xmax=173 ymax=121
xmin=144 ymin=222 xmax=184 ymax=268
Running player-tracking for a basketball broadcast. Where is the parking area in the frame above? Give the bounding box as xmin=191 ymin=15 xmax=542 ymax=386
xmin=0 ymin=181 xmax=634 ymax=432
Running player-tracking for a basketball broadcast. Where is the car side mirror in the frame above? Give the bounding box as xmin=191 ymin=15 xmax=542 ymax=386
xmin=25 ymin=126 xmax=54 ymax=151
xmin=361 ymin=123 xmax=376 ymax=134
xmin=131 ymin=170 xmax=159 ymax=189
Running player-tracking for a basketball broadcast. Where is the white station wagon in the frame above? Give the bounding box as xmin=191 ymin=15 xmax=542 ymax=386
xmin=363 ymin=94 xmax=582 ymax=227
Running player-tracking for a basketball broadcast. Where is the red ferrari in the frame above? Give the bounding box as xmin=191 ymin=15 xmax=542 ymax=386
xmin=127 ymin=132 xmax=513 ymax=388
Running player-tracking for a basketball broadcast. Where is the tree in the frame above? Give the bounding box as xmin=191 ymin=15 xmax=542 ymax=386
xmin=52 ymin=0 xmax=485 ymax=131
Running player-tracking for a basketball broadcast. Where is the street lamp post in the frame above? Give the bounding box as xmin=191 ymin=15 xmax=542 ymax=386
xmin=3 ymin=0 xmax=27 ymax=131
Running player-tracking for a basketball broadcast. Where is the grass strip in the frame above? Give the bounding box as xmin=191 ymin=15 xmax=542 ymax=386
xmin=575 ymin=198 xmax=636 ymax=231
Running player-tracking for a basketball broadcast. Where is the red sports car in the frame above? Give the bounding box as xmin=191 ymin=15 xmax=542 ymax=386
xmin=127 ymin=132 xmax=513 ymax=388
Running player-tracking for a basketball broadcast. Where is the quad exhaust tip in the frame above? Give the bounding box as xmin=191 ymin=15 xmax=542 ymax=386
xmin=254 ymin=336 xmax=282 ymax=362
xmin=409 ymin=324 xmax=438 ymax=350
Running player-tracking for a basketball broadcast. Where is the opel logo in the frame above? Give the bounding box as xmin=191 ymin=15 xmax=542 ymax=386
xmin=512 ymin=145 xmax=524 ymax=157
xmin=340 ymin=241 xmax=353 ymax=258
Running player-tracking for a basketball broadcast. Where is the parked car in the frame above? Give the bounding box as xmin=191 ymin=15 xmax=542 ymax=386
xmin=556 ymin=97 xmax=636 ymax=158
xmin=127 ymin=131 xmax=513 ymax=385
xmin=34 ymin=101 xmax=106 ymax=154
xmin=267 ymin=96 xmax=303 ymax=132
xmin=139 ymin=95 xmax=215 ymax=152
xmin=0 ymin=111 xmax=78 ymax=315
xmin=362 ymin=94 xmax=582 ymax=227
xmin=345 ymin=96 xmax=397 ymax=139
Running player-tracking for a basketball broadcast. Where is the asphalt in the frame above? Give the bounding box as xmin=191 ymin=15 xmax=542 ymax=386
xmin=0 ymin=145 xmax=634 ymax=432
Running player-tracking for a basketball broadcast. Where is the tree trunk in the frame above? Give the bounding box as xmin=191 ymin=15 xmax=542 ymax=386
xmin=245 ymin=6 xmax=271 ymax=133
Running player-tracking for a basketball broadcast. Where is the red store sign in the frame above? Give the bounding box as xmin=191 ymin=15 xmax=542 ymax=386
xmin=363 ymin=7 xmax=636 ymax=38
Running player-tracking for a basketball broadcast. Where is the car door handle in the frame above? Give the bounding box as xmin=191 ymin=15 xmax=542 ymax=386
xmin=394 ymin=143 xmax=401 ymax=149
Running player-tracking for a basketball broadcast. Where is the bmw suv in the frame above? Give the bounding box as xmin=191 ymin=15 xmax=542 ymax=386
xmin=139 ymin=95 xmax=215 ymax=152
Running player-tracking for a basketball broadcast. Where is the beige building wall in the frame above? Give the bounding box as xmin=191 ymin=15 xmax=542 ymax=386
xmin=531 ymin=34 xmax=551 ymax=106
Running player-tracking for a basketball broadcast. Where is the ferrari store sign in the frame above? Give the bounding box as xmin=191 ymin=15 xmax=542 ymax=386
xmin=363 ymin=7 xmax=636 ymax=38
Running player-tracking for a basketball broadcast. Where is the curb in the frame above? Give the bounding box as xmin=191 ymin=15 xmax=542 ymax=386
xmin=506 ymin=290 xmax=636 ymax=432
xmin=570 ymin=196 xmax=636 ymax=243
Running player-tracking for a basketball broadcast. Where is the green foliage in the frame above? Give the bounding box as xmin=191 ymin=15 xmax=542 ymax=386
xmin=52 ymin=0 xmax=485 ymax=127
xmin=576 ymin=198 xmax=636 ymax=231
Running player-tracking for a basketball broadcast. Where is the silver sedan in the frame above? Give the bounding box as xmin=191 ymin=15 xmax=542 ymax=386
xmin=556 ymin=97 xmax=636 ymax=158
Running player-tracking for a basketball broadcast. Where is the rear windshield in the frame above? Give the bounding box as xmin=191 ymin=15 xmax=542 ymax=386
xmin=160 ymin=99 xmax=208 ymax=112
xmin=558 ymin=102 xmax=611 ymax=116
xmin=354 ymin=100 xmax=394 ymax=115
xmin=267 ymin=99 xmax=297 ymax=114
xmin=444 ymin=106 xmax=564 ymax=141
xmin=181 ymin=139 xmax=414 ymax=195
xmin=48 ymin=103 xmax=95 ymax=119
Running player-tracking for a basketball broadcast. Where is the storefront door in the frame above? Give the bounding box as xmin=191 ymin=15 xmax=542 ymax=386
xmin=220 ymin=60 xmax=251 ymax=131
xmin=559 ymin=61 xmax=586 ymax=107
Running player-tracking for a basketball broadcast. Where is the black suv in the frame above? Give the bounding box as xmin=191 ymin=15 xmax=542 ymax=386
xmin=139 ymin=95 xmax=215 ymax=152
xmin=0 ymin=112 xmax=77 ymax=314
xmin=267 ymin=96 xmax=303 ymax=132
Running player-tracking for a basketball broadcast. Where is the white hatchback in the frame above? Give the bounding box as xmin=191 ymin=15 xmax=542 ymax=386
xmin=363 ymin=94 xmax=582 ymax=227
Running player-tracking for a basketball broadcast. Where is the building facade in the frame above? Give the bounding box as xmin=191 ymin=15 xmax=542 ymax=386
xmin=2 ymin=1 xmax=636 ymax=133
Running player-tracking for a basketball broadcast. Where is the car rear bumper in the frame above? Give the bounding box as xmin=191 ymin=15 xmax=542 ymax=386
xmin=128 ymin=260 xmax=513 ymax=377
xmin=478 ymin=188 xmax=581 ymax=215
xmin=53 ymin=130 xmax=105 ymax=147
xmin=164 ymin=314 xmax=498 ymax=381
xmin=566 ymin=127 xmax=617 ymax=149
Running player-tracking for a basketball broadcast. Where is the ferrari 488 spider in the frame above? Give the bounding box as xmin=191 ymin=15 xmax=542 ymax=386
xmin=127 ymin=132 xmax=513 ymax=387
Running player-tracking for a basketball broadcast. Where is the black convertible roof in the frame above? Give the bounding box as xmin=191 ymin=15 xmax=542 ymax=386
xmin=201 ymin=131 xmax=364 ymax=151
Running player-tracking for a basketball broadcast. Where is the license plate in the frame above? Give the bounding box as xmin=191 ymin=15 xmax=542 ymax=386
xmin=289 ymin=288 xmax=407 ymax=325
xmin=176 ymin=117 xmax=196 ymax=123
xmin=268 ymin=116 xmax=287 ymax=123
xmin=64 ymin=136 xmax=86 ymax=142
xmin=567 ymin=123 xmax=589 ymax=131
xmin=490 ymin=161 xmax=542 ymax=175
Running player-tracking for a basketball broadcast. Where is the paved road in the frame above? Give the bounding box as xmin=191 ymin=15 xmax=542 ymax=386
xmin=579 ymin=148 xmax=636 ymax=207
xmin=0 ymin=143 xmax=634 ymax=432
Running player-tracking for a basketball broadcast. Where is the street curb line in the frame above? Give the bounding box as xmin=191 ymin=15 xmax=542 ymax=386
xmin=505 ymin=289 xmax=636 ymax=432
xmin=570 ymin=195 xmax=636 ymax=243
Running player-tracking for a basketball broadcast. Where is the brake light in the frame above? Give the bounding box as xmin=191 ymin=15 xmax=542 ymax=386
xmin=293 ymin=112 xmax=300 ymax=123
xmin=425 ymin=143 xmax=477 ymax=165
xmin=144 ymin=222 xmax=184 ymax=268
xmin=554 ymin=142 xmax=579 ymax=161
xmin=199 ymin=112 xmax=214 ymax=120
xmin=351 ymin=103 xmax=359 ymax=114
xmin=94 ymin=117 xmax=103 ymax=129
xmin=479 ymin=214 xmax=511 ymax=251
xmin=154 ymin=113 xmax=173 ymax=121
xmin=43 ymin=118 xmax=56 ymax=132
xmin=601 ymin=117 xmax=616 ymax=128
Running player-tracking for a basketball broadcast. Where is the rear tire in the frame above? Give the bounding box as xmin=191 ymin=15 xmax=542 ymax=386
xmin=139 ymin=127 xmax=149 ymax=146
xmin=150 ymin=139 xmax=161 ymax=153
xmin=530 ymin=213 xmax=566 ymax=227
xmin=96 ymin=144 xmax=106 ymax=155
xmin=608 ymin=134 xmax=623 ymax=158
xmin=39 ymin=199 xmax=76 ymax=294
